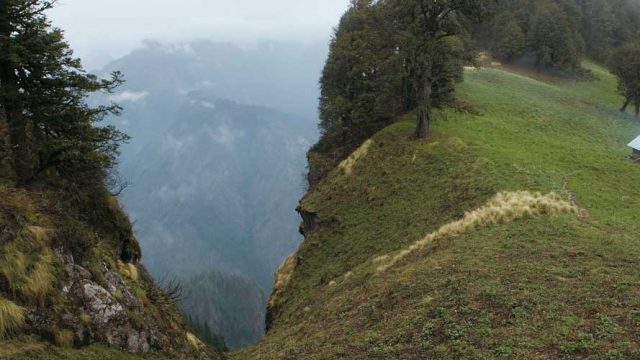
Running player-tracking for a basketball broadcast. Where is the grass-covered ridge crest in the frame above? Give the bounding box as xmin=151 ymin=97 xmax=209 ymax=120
xmin=375 ymin=191 xmax=580 ymax=272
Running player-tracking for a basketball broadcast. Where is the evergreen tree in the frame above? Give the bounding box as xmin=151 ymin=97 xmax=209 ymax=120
xmin=578 ymin=0 xmax=640 ymax=61
xmin=309 ymin=0 xmax=495 ymax=184
xmin=610 ymin=39 xmax=640 ymax=117
xmin=529 ymin=0 xmax=585 ymax=73
xmin=491 ymin=12 xmax=526 ymax=61
xmin=475 ymin=0 xmax=640 ymax=72
xmin=313 ymin=0 xmax=405 ymax=183
xmin=185 ymin=314 xmax=229 ymax=352
xmin=386 ymin=0 xmax=495 ymax=139
xmin=0 ymin=0 xmax=126 ymax=184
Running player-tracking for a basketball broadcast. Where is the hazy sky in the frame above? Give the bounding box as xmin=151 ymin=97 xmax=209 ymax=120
xmin=48 ymin=0 xmax=350 ymax=70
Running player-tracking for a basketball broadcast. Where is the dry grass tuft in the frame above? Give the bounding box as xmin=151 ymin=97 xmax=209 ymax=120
xmin=376 ymin=191 xmax=579 ymax=272
xmin=338 ymin=139 xmax=373 ymax=176
xmin=0 ymin=189 xmax=36 ymax=225
xmin=25 ymin=226 xmax=51 ymax=245
xmin=0 ymin=298 xmax=25 ymax=339
xmin=128 ymin=264 xmax=139 ymax=281
xmin=0 ymin=229 xmax=55 ymax=301
xmin=268 ymin=253 xmax=298 ymax=311
xmin=53 ymin=329 xmax=75 ymax=348
xmin=186 ymin=332 xmax=205 ymax=349
xmin=118 ymin=260 xmax=139 ymax=281
xmin=273 ymin=253 xmax=297 ymax=293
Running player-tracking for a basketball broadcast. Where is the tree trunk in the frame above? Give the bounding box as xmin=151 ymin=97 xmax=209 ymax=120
xmin=0 ymin=108 xmax=11 ymax=175
xmin=415 ymin=78 xmax=432 ymax=139
xmin=8 ymin=117 xmax=35 ymax=182
xmin=621 ymin=99 xmax=630 ymax=112
xmin=0 ymin=2 xmax=35 ymax=182
xmin=635 ymin=101 xmax=640 ymax=118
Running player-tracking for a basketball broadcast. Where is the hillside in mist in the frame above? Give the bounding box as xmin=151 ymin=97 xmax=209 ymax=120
xmin=120 ymin=97 xmax=313 ymax=289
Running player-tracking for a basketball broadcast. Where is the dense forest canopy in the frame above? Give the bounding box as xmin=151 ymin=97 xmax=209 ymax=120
xmin=309 ymin=0 xmax=640 ymax=185
xmin=479 ymin=0 xmax=640 ymax=71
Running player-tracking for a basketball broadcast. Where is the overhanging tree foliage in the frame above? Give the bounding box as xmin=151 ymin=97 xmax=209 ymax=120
xmin=0 ymin=0 xmax=126 ymax=185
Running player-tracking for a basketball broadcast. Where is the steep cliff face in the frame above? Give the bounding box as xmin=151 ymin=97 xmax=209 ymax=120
xmin=238 ymin=64 xmax=640 ymax=359
xmin=0 ymin=183 xmax=221 ymax=359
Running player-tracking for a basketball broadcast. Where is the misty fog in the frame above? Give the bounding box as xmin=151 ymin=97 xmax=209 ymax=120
xmin=48 ymin=0 xmax=350 ymax=69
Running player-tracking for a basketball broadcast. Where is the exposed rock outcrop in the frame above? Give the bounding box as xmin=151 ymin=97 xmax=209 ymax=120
xmin=21 ymin=249 xmax=213 ymax=357
xmin=296 ymin=206 xmax=319 ymax=236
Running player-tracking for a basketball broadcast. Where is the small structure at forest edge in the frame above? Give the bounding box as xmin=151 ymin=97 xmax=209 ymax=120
xmin=628 ymin=135 xmax=640 ymax=159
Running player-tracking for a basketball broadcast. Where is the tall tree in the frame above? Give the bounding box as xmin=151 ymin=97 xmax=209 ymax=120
xmin=312 ymin=0 xmax=404 ymax=183
xmin=610 ymin=39 xmax=640 ymax=117
xmin=387 ymin=0 xmax=495 ymax=139
xmin=308 ymin=0 xmax=495 ymax=184
xmin=491 ymin=11 xmax=526 ymax=61
xmin=529 ymin=0 xmax=584 ymax=73
xmin=0 ymin=0 xmax=126 ymax=184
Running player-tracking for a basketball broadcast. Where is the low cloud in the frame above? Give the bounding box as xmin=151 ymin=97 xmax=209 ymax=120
xmin=109 ymin=90 xmax=150 ymax=103
xmin=208 ymin=124 xmax=241 ymax=150
xmin=48 ymin=0 xmax=349 ymax=69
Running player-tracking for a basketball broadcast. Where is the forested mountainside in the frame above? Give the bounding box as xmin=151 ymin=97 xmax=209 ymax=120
xmin=95 ymin=42 xmax=321 ymax=349
xmin=238 ymin=0 xmax=640 ymax=358
xmin=0 ymin=1 xmax=219 ymax=358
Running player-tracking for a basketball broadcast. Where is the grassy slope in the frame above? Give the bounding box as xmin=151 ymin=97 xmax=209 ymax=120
xmin=236 ymin=63 xmax=640 ymax=359
xmin=0 ymin=338 xmax=166 ymax=360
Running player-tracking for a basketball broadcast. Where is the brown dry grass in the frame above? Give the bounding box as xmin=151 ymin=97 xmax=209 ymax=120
xmin=53 ymin=329 xmax=75 ymax=348
xmin=375 ymin=191 xmax=579 ymax=272
xmin=0 ymin=228 xmax=55 ymax=301
xmin=0 ymin=298 xmax=25 ymax=339
xmin=338 ymin=139 xmax=374 ymax=176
